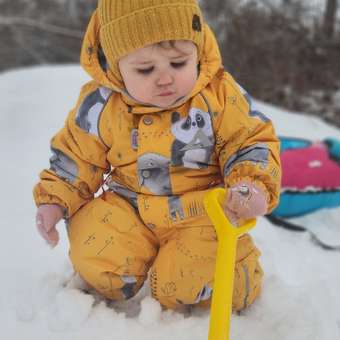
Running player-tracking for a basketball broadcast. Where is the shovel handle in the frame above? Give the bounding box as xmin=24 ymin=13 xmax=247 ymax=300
xmin=204 ymin=188 xmax=256 ymax=340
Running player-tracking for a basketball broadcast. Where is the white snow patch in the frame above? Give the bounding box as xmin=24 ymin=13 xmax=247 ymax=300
xmin=0 ymin=65 xmax=339 ymax=340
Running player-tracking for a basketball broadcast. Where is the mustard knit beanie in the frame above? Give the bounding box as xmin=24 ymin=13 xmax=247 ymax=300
xmin=98 ymin=0 xmax=204 ymax=80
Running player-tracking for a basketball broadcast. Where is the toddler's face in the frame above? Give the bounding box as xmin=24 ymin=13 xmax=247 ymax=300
xmin=118 ymin=40 xmax=198 ymax=108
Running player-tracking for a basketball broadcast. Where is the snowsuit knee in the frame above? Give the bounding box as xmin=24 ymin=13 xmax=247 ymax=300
xmin=68 ymin=192 xmax=158 ymax=300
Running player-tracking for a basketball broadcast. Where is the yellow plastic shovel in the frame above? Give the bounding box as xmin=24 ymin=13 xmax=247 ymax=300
xmin=203 ymin=188 xmax=256 ymax=340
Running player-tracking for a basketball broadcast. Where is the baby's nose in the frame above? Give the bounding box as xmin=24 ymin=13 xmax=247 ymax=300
xmin=156 ymin=72 xmax=173 ymax=86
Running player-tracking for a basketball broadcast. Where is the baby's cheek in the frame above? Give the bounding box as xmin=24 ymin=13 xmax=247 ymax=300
xmin=129 ymin=83 xmax=151 ymax=102
xmin=180 ymin=76 xmax=196 ymax=95
xmin=139 ymin=86 xmax=153 ymax=102
xmin=178 ymin=69 xmax=197 ymax=93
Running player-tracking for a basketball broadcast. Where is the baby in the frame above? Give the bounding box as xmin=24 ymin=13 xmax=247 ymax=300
xmin=34 ymin=0 xmax=281 ymax=312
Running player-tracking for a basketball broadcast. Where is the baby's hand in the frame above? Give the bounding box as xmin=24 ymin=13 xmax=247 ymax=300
xmin=36 ymin=204 xmax=64 ymax=247
xmin=223 ymin=180 xmax=268 ymax=225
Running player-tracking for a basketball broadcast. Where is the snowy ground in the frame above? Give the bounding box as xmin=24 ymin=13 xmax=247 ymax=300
xmin=0 ymin=65 xmax=339 ymax=340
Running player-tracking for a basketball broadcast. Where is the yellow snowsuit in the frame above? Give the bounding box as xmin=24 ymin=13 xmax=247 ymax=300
xmin=33 ymin=11 xmax=281 ymax=311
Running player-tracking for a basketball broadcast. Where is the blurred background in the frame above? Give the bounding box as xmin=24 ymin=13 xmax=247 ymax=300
xmin=0 ymin=0 xmax=339 ymax=127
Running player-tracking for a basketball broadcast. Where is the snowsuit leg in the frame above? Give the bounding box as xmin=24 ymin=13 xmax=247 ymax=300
xmin=232 ymin=234 xmax=263 ymax=311
xmin=67 ymin=191 xmax=158 ymax=300
xmin=149 ymin=229 xmax=262 ymax=311
xmin=139 ymin=190 xmax=263 ymax=311
xmin=68 ymin=189 xmax=262 ymax=310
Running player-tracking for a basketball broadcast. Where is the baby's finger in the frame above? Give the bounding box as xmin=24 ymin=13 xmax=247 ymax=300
xmin=46 ymin=228 xmax=59 ymax=247
xmin=36 ymin=214 xmax=58 ymax=247
xmin=36 ymin=215 xmax=48 ymax=239
xmin=224 ymin=206 xmax=239 ymax=226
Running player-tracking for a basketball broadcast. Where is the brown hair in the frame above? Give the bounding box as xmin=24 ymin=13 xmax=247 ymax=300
xmin=156 ymin=40 xmax=196 ymax=56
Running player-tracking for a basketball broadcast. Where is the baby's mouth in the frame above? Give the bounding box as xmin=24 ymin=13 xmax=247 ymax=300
xmin=158 ymin=91 xmax=175 ymax=97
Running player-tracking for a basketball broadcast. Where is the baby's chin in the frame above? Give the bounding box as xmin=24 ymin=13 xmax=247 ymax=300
xmin=149 ymin=93 xmax=188 ymax=108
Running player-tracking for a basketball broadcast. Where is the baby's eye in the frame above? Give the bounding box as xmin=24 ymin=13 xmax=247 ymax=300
xmin=136 ymin=66 xmax=154 ymax=75
xmin=171 ymin=61 xmax=187 ymax=69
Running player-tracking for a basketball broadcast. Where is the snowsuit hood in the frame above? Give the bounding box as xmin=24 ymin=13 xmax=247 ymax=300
xmin=80 ymin=9 xmax=223 ymax=113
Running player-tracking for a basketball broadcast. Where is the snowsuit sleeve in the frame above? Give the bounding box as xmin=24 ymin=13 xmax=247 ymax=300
xmin=33 ymin=81 xmax=112 ymax=217
xmin=214 ymin=73 xmax=281 ymax=213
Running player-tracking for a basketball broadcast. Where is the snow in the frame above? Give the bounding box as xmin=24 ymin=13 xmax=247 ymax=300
xmin=0 ymin=65 xmax=339 ymax=339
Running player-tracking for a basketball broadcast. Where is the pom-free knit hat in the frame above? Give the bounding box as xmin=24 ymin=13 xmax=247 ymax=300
xmin=98 ymin=0 xmax=204 ymax=80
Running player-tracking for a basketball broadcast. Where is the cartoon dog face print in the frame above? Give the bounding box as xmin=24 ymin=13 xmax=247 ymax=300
xmin=171 ymin=108 xmax=215 ymax=169
xmin=137 ymin=153 xmax=172 ymax=195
